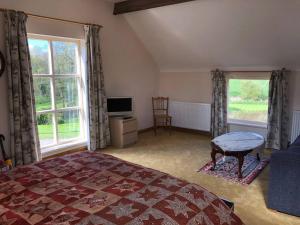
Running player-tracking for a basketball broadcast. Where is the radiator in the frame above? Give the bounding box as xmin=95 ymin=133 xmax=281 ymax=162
xmin=169 ymin=101 xmax=211 ymax=132
xmin=291 ymin=111 xmax=300 ymax=143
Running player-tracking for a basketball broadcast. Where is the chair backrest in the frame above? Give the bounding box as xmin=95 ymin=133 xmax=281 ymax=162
xmin=152 ymin=97 xmax=169 ymax=116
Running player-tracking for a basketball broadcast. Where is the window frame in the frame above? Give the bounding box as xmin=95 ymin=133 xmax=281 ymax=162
xmin=226 ymin=73 xmax=270 ymax=128
xmin=28 ymin=34 xmax=87 ymax=152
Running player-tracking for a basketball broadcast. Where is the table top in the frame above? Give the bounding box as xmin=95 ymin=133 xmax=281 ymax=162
xmin=212 ymin=132 xmax=265 ymax=152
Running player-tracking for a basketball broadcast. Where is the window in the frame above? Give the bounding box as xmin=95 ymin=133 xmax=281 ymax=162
xmin=228 ymin=78 xmax=269 ymax=125
xmin=28 ymin=34 xmax=86 ymax=152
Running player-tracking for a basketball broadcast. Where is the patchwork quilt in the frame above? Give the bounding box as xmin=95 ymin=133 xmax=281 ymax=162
xmin=0 ymin=152 xmax=244 ymax=225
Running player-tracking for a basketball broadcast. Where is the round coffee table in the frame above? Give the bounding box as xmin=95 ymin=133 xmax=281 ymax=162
xmin=211 ymin=132 xmax=265 ymax=178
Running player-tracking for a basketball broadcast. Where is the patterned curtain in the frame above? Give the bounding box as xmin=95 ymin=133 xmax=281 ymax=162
xmin=266 ymin=69 xmax=289 ymax=150
xmin=4 ymin=10 xmax=41 ymax=166
xmin=85 ymin=25 xmax=110 ymax=151
xmin=211 ymin=70 xmax=227 ymax=138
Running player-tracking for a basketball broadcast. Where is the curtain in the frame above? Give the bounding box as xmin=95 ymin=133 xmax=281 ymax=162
xmin=4 ymin=10 xmax=40 ymax=166
xmin=211 ymin=70 xmax=227 ymax=138
xmin=266 ymin=69 xmax=289 ymax=150
xmin=85 ymin=25 xmax=110 ymax=151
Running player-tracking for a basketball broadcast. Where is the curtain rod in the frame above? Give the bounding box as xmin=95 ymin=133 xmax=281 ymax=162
xmin=214 ymin=69 xmax=290 ymax=73
xmin=0 ymin=7 xmax=103 ymax=28
xmin=224 ymin=71 xmax=273 ymax=73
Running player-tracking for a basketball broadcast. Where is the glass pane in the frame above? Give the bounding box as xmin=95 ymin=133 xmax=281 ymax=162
xmin=55 ymin=78 xmax=79 ymax=109
xmin=228 ymin=79 xmax=269 ymax=123
xmin=57 ymin=110 xmax=81 ymax=142
xmin=28 ymin=39 xmax=50 ymax=74
xmin=33 ymin=77 xmax=52 ymax=111
xmin=52 ymin=41 xmax=78 ymax=74
xmin=37 ymin=113 xmax=54 ymax=147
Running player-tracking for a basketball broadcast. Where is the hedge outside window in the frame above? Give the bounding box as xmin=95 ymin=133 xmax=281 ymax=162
xmin=228 ymin=78 xmax=269 ymax=125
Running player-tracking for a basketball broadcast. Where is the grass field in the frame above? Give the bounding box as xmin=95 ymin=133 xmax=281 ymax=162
xmin=229 ymin=102 xmax=268 ymax=112
xmin=36 ymin=102 xmax=51 ymax=111
xmin=38 ymin=122 xmax=80 ymax=141
xmin=36 ymin=102 xmax=76 ymax=111
xmin=228 ymin=101 xmax=268 ymax=122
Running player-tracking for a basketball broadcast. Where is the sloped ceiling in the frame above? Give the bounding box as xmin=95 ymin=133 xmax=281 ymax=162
xmin=113 ymin=0 xmax=300 ymax=71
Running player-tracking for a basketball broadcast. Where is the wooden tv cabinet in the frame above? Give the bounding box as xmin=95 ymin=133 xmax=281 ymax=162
xmin=109 ymin=116 xmax=138 ymax=148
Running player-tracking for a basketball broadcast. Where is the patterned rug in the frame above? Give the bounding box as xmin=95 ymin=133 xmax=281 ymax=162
xmin=198 ymin=155 xmax=270 ymax=185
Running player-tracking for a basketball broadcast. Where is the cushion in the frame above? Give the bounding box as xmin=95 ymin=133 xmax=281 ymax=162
xmin=287 ymin=145 xmax=300 ymax=154
xmin=292 ymin=135 xmax=300 ymax=146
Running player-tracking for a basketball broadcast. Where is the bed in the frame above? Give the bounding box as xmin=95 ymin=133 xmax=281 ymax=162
xmin=0 ymin=151 xmax=244 ymax=225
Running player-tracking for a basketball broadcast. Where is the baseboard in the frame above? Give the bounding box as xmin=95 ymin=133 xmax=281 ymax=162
xmin=43 ymin=146 xmax=87 ymax=160
xmin=172 ymin=126 xmax=212 ymax=136
xmin=138 ymin=127 xmax=154 ymax=134
xmin=138 ymin=126 xmax=211 ymax=137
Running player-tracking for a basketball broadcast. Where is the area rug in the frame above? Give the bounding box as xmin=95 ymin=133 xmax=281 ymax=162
xmin=198 ymin=155 xmax=270 ymax=185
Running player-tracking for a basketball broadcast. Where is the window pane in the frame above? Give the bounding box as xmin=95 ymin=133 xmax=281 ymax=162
xmin=228 ymin=79 xmax=269 ymax=123
xmin=53 ymin=41 xmax=78 ymax=74
xmin=57 ymin=110 xmax=80 ymax=142
xmin=37 ymin=113 xmax=54 ymax=147
xmin=28 ymin=39 xmax=50 ymax=74
xmin=55 ymin=78 xmax=79 ymax=109
xmin=33 ymin=77 xmax=52 ymax=111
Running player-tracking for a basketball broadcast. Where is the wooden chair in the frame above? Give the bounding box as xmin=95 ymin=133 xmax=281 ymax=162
xmin=152 ymin=97 xmax=172 ymax=135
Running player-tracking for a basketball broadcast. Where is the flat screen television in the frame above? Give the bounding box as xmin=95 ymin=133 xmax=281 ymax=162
xmin=107 ymin=97 xmax=133 ymax=116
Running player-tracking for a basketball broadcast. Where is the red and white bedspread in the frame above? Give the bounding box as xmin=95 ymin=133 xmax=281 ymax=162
xmin=0 ymin=152 xmax=244 ymax=225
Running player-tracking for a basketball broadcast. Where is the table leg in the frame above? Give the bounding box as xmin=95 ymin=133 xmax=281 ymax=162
xmin=237 ymin=154 xmax=244 ymax=179
xmin=211 ymin=148 xmax=217 ymax=170
xmin=256 ymin=153 xmax=260 ymax=161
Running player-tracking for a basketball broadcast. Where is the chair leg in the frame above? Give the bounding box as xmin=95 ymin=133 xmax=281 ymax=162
xmin=169 ymin=118 xmax=172 ymax=135
xmin=154 ymin=119 xmax=157 ymax=136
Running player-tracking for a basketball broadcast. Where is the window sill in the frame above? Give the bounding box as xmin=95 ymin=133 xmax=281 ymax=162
xmin=41 ymin=141 xmax=87 ymax=158
xmin=228 ymin=120 xmax=267 ymax=129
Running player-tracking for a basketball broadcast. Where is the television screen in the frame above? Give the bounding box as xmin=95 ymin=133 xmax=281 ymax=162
xmin=107 ymin=97 xmax=132 ymax=113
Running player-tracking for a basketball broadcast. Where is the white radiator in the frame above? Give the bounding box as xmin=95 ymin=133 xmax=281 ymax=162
xmin=169 ymin=101 xmax=211 ymax=132
xmin=291 ymin=111 xmax=300 ymax=143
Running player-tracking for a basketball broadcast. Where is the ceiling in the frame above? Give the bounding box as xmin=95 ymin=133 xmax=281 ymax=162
xmin=111 ymin=0 xmax=300 ymax=71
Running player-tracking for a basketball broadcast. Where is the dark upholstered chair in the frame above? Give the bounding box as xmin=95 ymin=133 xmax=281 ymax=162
xmin=267 ymin=135 xmax=300 ymax=217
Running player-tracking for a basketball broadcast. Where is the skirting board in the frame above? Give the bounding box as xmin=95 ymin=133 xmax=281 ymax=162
xmin=138 ymin=126 xmax=211 ymax=137
xmin=43 ymin=146 xmax=87 ymax=160
xmin=172 ymin=126 xmax=211 ymax=136
xmin=138 ymin=127 xmax=154 ymax=134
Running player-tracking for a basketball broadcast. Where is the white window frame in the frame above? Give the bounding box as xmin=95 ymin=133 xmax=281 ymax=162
xmin=28 ymin=34 xmax=87 ymax=153
xmin=227 ymin=73 xmax=270 ymax=128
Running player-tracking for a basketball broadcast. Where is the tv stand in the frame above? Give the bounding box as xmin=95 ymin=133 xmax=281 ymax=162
xmin=109 ymin=117 xmax=138 ymax=148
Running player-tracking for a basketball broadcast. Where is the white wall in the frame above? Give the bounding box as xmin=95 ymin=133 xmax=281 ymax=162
xmin=124 ymin=0 xmax=300 ymax=71
xmin=0 ymin=0 xmax=159 ymax=151
xmin=159 ymin=72 xmax=212 ymax=104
